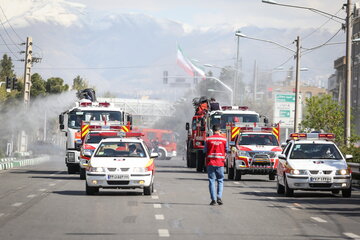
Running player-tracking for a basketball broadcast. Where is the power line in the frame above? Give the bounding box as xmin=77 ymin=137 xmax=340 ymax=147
xmin=302 ymin=27 xmax=343 ymax=54
xmin=0 ymin=4 xmax=23 ymax=42
xmin=0 ymin=32 xmax=20 ymax=60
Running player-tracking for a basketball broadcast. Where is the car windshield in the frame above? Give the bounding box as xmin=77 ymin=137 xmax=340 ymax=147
xmin=238 ymin=134 xmax=278 ymax=146
xmin=68 ymin=110 xmax=122 ymax=129
xmin=210 ymin=113 xmax=259 ymax=130
xmin=94 ymin=142 xmax=146 ymax=158
xmin=290 ymin=143 xmax=342 ymax=160
xmin=85 ymin=133 xmax=119 ymax=144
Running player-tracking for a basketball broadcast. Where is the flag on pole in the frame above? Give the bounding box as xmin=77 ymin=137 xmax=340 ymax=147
xmin=176 ymin=45 xmax=206 ymax=79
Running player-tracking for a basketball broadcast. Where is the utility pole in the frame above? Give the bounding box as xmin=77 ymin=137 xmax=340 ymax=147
xmin=294 ymin=36 xmax=301 ymax=133
xmin=253 ymin=61 xmax=258 ymax=104
xmin=19 ymin=36 xmax=32 ymax=153
xmin=234 ymin=30 xmax=241 ymax=105
xmin=345 ymin=0 xmax=352 ymax=147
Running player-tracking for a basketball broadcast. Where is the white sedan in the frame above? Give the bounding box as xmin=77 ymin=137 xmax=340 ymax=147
xmin=85 ymin=137 xmax=158 ymax=195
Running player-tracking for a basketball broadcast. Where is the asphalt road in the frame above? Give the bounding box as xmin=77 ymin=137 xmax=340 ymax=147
xmin=0 ymin=154 xmax=359 ymax=240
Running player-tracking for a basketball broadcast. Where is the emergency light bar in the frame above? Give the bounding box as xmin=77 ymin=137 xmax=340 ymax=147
xmin=289 ymin=133 xmax=335 ymax=140
xmin=79 ymin=102 xmax=111 ymax=107
xmin=240 ymin=127 xmax=273 ymax=132
xmin=221 ymin=106 xmax=249 ymax=111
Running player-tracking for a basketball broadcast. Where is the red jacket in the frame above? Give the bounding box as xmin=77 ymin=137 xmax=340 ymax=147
xmin=205 ymin=134 xmax=227 ymax=167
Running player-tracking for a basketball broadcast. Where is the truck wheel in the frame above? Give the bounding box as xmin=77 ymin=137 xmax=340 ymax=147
xmin=276 ymin=176 xmax=285 ymax=194
xmin=227 ymin=165 xmax=234 ymax=180
xmin=269 ymin=173 xmax=276 ymax=181
xmin=342 ymin=187 xmax=352 ymax=198
xmin=80 ymin=168 xmax=86 ymax=180
xmin=284 ymin=176 xmax=294 ymax=197
xmin=234 ymin=169 xmax=242 ymax=181
xmin=86 ymin=182 xmax=99 ymax=195
xmin=189 ymin=152 xmax=196 ymax=168
xmin=331 ymin=190 xmax=340 ymax=194
xmin=67 ymin=165 xmax=77 ymax=174
xmin=196 ymin=152 xmax=205 ymax=172
xmin=158 ymin=149 xmax=166 ymax=160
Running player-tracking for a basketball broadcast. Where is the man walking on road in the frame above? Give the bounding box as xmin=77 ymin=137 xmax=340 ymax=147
xmin=204 ymin=124 xmax=227 ymax=205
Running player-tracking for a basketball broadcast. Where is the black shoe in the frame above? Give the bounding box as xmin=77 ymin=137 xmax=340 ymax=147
xmin=209 ymin=200 xmax=216 ymax=205
xmin=217 ymin=198 xmax=223 ymax=205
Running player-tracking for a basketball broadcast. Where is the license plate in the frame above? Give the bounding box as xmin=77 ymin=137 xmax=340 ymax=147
xmin=310 ymin=177 xmax=332 ymax=182
xmin=107 ymin=174 xmax=129 ymax=180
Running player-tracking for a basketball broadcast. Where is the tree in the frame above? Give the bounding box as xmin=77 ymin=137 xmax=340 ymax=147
xmin=31 ymin=73 xmax=46 ymax=97
xmin=72 ymin=75 xmax=88 ymax=91
xmin=46 ymin=77 xmax=69 ymax=94
xmin=299 ymin=94 xmax=345 ymax=144
xmin=0 ymin=54 xmax=15 ymax=82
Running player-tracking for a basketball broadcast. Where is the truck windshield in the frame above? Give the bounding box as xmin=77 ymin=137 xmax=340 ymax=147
xmin=68 ymin=111 xmax=122 ymax=129
xmin=86 ymin=133 xmax=119 ymax=144
xmin=210 ymin=114 xmax=259 ymax=130
xmin=290 ymin=143 xmax=342 ymax=160
xmin=238 ymin=134 xmax=278 ymax=146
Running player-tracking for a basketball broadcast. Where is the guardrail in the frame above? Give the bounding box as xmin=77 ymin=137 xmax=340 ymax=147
xmin=0 ymin=155 xmax=50 ymax=171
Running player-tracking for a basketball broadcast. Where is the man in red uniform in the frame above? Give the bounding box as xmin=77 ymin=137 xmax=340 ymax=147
xmin=204 ymin=124 xmax=227 ymax=205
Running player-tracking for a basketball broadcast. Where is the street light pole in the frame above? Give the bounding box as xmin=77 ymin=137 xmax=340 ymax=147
xmin=345 ymin=0 xmax=352 ymax=146
xmin=294 ymin=36 xmax=301 ymax=132
xmin=235 ymin=30 xmax=241 ymax=105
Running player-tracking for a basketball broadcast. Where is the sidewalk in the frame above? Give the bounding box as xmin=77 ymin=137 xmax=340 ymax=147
xmin=0 ymin=155 xmax=50 ymax=170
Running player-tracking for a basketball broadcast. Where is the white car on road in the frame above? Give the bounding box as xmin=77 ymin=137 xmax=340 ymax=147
xmin=85 ymin=135 xmax=157 ymax=195
xmin=277 ymin=133 xmax=352 ymax=197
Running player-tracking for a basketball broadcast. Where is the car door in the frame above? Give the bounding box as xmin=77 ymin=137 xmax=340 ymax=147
xmin=278 ymin=142 xmax=293 ymax=184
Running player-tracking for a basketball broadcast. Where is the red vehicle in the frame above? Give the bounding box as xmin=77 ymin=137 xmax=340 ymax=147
xmin=138 ymin=128 xmax=177 ymax=160
xmin=186 ymin=100 xmax=261 ymax=172
xmin=226 ymin=123 xmax=282 ymax=180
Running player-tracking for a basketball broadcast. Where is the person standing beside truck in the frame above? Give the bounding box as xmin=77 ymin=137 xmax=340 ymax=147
xmin=204 ymin=124 xmax=227 ymax=205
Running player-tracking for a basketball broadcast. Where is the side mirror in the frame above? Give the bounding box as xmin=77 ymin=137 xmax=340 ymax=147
xmin=83 ymin=150 xmax=93 ymax=158
xmin=185 ymin=122 xmax=189 ymax=131
xmin=281 ymin=142 xmax=287 ymax=149
xmin=60 ymin=124 xmax=64 ymax=130
xmin=59 ymin=114 xmax=64 ymax=125
xmin=150 ymin=152 xmax=159 ymax=158
xmin=278 ymin=153 xmax=286 ymax=160
xmin=345 ymin=154 xmax=353 ymax=160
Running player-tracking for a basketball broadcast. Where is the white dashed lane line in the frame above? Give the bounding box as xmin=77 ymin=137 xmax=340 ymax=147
xmin=48 ymin=183 xmax=56 ymax=186
xmin=254 ymin=190 xmax=261 ymax=193
xmin=38 ymin=189 xmax=47 ymax=192
xmin=27 ymin=194 xmax=36 ymax=198
xmin=155 ymin=214 xmax=165 ymax=220
xmin=151 ymin=195 xmax=159 ymax=200
xmin=267 ymin=197 xmax=276 ymax=200
xmin=158 ymin=229 xmax=170 ymax=237
xmin=153 ymin=204 xmax=162 ymax=209
xmin=343 ymin=232 xmax=360 ymax=239
xmin=233 ymin=182 xmax=240 ymax=185
xmin=12 ymin=202 xmax=23 ymax=207
xmin=311 ymin=217 xmax=327 ymax=223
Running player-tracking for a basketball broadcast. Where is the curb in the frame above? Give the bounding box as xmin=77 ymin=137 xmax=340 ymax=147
xmin=0 ymin=156 xmax=50 ymax=171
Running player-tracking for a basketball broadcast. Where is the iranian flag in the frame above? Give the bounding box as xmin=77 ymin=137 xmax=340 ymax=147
xmin=176 ymin=45 xmax=206 ymax=79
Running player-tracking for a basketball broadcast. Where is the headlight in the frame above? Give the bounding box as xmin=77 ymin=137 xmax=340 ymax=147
xmin=133 ymin=167 xmax=146 ymax=173
xmin=88 ymin=167 xmax=105 ymax=172
xmin=336 ymin=169 xmax=349 ymax=175
xmin=67 ymin=152 xmax=75 ymax=161
xmin=237 ymin=150 xmax=250 ymax=157
xmin=290 ymin=169 xmax=307 ymax=175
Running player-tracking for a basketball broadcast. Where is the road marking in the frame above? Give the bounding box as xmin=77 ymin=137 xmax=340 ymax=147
xmin=27 ymin=194 xmax=36 ymax=198
xmin=0 ymin=213 xmax=4 ymax=217
xmin=311 ymin=217 xmax=327 ymax=223
xmin=233 ymin=182 xmax=240 ymax=184
xmin=343 ymin=232 xmax=360 ymax=239
xmin=49 ymin=183 xmax=56 ymax=186
xmin=12 ymin=202 xmax=23 ymax=207
xmin=158 ymin=229 xmax=170 ymax=237
xmin=152 ymin=195 xmax=159 ymax=200
xmin=254 ymin=190 xmax=261 ymax=193
xmin=267 ymin=197 xmax=276 ymax=200
xmin=154 ymin=189 xmax=157 ymax=193
xmin=289 ymin=207 xmax=300 ymax=211
xmin=155 ymin=214 xmax=165 ymax=220
xmin=38 ymin=189 xmax=47 ymax=192
xmin=153 ymin=204 xmax=162 ymax=209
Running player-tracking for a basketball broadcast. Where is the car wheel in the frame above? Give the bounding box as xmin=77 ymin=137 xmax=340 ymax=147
xmin=277 ymin=176 xmax=285 ymax=194
xmin=144 ymin=183 xmax=153 ymax=196
xmin=342 ymin=187 xmax=352 ymax=198
xmin=86 ymin=182 xmax=99 ymax=195
xmin=269 ymin=173 xmax=276 ymax=181
xmin=284 ymin=176 xmax=294 ymax=197
xmin=234 ymin=168 xmax=242 ymax=181
xmin=80 ymin=168 xmax=86 ymax=180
